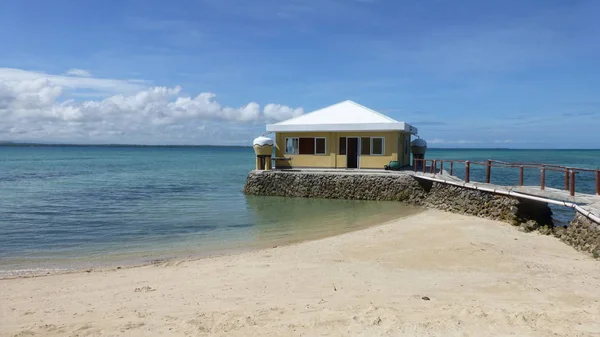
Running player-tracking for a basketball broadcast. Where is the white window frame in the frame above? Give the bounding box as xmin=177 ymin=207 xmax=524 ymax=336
xmin=285 ymin=137 xmax=299 ymax=154
xmin=370 ymin=137 xmax=385 ymax=155
xmin=314 ymin=137 xmax=327 ymax=155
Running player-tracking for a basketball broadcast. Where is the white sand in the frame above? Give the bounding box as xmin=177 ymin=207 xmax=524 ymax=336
xmin=2 ymin=210 xmax=599 ymax=337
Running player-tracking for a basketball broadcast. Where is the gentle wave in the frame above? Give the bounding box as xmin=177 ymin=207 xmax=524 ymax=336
xmin=1 ymin=146 xmax=598 ymax=276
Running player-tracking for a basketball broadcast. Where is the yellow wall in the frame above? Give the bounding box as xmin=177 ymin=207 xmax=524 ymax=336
xmin=274 ymin=131 xmax=410 ymax=169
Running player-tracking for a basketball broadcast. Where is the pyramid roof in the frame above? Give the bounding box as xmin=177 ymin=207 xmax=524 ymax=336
xmin=266 ymin=100 xmax=417 ymax=134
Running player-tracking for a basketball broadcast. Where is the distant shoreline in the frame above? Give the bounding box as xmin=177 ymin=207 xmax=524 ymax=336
xmin=0 ymin=142 xmax=252 ymax=148
xmin=0 ymin=142 xmax=598 ymax=150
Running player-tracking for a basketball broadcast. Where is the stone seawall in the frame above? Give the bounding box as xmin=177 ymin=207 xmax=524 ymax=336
xmin=243 ymin=171 xmax=552 ymax=227
xmin=560 ymin=214 xmax=600 ymax=258
xmin=244 ymin=170 xmax=599 ymax=258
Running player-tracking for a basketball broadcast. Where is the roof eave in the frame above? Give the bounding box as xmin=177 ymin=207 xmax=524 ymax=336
xmin=267 ymin=122 xmax=418 ymax=134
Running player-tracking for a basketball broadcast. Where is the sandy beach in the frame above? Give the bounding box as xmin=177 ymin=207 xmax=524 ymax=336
xmin=1 ymin=209 xmax=599 ymax=337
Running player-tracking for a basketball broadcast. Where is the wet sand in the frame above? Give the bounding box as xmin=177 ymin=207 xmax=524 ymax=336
xmin=2 ymin=209 xmax=599 ymax=336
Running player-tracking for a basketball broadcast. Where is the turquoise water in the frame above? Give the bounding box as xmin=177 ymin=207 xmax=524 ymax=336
xmin=0 ymin=146 xmax=420 ymax=277
xmin=0 ymin=146 xmax=598 ymax=276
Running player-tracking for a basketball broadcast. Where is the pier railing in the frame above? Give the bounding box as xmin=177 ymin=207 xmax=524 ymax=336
xmin=413 ymin=158 xmax=600 ymax=197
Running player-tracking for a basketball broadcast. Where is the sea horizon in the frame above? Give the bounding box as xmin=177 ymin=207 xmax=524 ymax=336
xmin=1 ymin=141 xmax=599 ymax=151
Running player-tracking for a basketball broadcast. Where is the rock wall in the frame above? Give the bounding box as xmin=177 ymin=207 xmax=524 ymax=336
xmin=558 ymin=214 xmax=600 ymax=258
xmin=244 ymin=170 xmax=600 ymax=258
xmin=243 ymin=171 xmax=552 ymax=226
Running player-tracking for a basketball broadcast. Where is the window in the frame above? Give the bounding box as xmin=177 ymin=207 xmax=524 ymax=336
xmin=357 ymin=137 xmax=386 ymax=155
xmin=315 ymin=138 xmax=326 ymax=155
xmin=371 ymin=137 xmax=384 ymax=155
xmin=299 ymin=138 xmax=314 ymax=154
xmin=361 ymin=137 xmax=371 ymax=155
xmin=286 ymin=137 xmax=326 ymax=155
xmin=339 ymin=137 xmax=346 ymax=155
xmin=404 ymin=135 xmax=409 ymax=155
xmin=285 ymin=137 xmax=299 ymax=154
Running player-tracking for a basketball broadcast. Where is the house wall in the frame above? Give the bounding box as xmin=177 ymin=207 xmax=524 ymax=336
xmin=274 ymin=131 xmax=409 ymax=169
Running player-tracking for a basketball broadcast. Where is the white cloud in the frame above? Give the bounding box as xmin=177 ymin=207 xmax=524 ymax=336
xmin=427 ymin=139 xmax=481 ymax=145
xmin=263 ymin=103 xmax=304 ymax=121
xmin=0 ymin=68 xmax=147 ymax=95
xmin=65 ymin=68 xmax=92 ymax=77
xmin=0 ymin=68 xmax=304 ymax=144
xmin=426 ymin=139 xmax=520 ymax=146
xmin=427 ymin=139 xmax=445 ymax=144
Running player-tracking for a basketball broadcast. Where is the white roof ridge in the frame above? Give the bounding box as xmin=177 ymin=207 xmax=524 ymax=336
xmin=272 ymin=100 xmax=397 ymax=125
xmin=344 ymin=100 xmax=399 ymax=123
xmin=271 ymin=100 xmax=347 ymax=125
xmin=266 ymin=100 xmax=418 ymax=134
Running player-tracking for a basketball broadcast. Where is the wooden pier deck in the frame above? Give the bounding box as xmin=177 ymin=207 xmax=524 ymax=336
xmin=411 ymin=169 xmax=600 ymax=224
xmin=269 ymin=159 xmax=600 ymax=223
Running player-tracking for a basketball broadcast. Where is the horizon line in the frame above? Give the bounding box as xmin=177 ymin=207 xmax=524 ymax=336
xmin=0 ymin=142 xmax=598 ymax=151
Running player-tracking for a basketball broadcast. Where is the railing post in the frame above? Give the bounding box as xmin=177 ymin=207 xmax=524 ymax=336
xmin=440 ymin=161 xmax=444 ymax=175
xmin=450 ymin=162 xmax=454 ymax=176
xmin=540 ymin=166 xmax=545 ymax=190
xmin=596 ymin=170 xmax=600 ymax=195
xmin=519 ymin=166 xmax=524 ymax=186
xmin=413 ymin=159 xmax=417 ymax=172
xmin=564 ymin=169 xmax=569 ymax=191
xmin=431 ymin=160 xmax=436 ymax=174
xmin=465 ymin=161 xmax=470 ymax=183
xmin=485 ymin=160 xmax=491 ymax=183
xmin=422 ymin=159 xmax=427 ymax=173
xmin=570 ymin=170 xmax=575 ymax=196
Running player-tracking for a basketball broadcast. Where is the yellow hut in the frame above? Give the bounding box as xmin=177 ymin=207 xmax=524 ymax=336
xmin=266 ymin=100 xmax=418 ymax=169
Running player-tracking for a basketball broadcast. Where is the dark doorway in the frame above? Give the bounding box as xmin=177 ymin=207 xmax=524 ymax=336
xmin=347 ymin=137 xmax=359 ymax=169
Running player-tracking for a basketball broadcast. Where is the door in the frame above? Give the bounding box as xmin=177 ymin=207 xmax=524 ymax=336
xmin=347 ymin=137 xmax=359 ymax=169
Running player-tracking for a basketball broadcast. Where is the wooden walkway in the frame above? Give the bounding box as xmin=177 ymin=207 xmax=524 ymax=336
xmin=268 ymin=164 xmax=600 ymax=223
xmin=411 ymin=170 xmax=600 ymax=223
xmin=410 ymin=158 xmax=600 ymax=223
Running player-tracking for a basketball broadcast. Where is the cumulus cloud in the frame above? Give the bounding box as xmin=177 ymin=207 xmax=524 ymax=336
xmin=427 ymin=139 xmax=481 ymax=145
xmin=263 ymin=103 xmax=304 ymax=121
xmin=65 ymin=68 xmax=92 ymax=77
xmin=0 ymin=68 xmax=304 ymax=144
xmin=0 ymin=68 xmax=146 ymax=94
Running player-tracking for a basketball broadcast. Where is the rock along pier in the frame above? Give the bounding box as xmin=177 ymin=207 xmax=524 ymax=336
xmin=244 ymin=169 xmax=600 ymax=258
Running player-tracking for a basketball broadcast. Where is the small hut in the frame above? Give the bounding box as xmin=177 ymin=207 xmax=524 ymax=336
xmin=266 ymin=100 xmax=418 ymax=169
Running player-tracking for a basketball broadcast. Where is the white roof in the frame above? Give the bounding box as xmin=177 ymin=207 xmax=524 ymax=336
xmin=266 ymin=100 xmax=417 ymax=134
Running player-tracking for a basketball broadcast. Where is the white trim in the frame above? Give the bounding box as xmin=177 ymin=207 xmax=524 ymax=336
xmin=267 ymin=122 xmax=416 ymax=133
xmin=370 ymin=137 xmax=385 ymax=155
xmin=314 ymin=137 xmax=327 ymax=155
xmin=284 ymin=137 xmax=299 ymax=155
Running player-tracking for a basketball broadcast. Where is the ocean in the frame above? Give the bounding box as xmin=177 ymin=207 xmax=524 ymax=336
xmin=0 ymin=146 xmax=598 ymax=277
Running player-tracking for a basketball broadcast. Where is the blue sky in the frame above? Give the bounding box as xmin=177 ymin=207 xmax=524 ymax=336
xmin=0 ymin=0 xmax=599 ymax=147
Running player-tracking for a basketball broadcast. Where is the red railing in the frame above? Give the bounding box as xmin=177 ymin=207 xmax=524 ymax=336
xmin=413 ymin=158 xmax=600 ymax=197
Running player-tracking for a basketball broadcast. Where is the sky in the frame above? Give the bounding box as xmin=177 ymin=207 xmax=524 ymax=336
xmin=0 ymin=0 xmax=599 ymax=148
